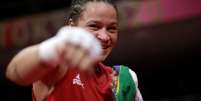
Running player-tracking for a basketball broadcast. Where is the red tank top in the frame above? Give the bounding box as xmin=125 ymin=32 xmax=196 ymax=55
xmin=33 ymin=63 xmax=115 ymax=101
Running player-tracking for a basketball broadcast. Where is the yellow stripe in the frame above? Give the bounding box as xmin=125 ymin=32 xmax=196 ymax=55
xmin=116 ymin=66 xmax=121 ymax=95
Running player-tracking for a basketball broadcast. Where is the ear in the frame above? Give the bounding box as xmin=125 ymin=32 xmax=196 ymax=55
xmin=66 ymin=18 xmax=76 ymax=26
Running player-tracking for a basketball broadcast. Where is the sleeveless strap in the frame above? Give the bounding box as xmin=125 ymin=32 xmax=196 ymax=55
xmin=113 ymin=65 xmax=137 ymax=101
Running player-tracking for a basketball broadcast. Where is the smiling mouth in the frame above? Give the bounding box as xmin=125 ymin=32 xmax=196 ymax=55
xmin=102 ymin=45 xmax=110 ymax=49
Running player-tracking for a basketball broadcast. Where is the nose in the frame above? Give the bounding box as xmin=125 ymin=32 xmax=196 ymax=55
xmin=96 ymin=28 xmax=110 ymax=43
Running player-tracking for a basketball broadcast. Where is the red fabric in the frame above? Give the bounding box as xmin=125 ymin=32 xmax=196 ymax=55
xmin=34 ymin=63 xmax=115 ymax=101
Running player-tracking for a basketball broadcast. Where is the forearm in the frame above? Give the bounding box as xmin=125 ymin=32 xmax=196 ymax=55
xmin=6 ymin=45 xmax=55 ymax=86
xmin=5 ymin=26 xmax=102 ymax=86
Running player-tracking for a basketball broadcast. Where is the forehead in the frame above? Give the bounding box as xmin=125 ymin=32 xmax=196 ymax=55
xmin=80 ymin=2 xmax=118 ymax=24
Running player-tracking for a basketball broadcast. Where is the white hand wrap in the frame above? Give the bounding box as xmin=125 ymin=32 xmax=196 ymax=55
xmin=38 ymin=26 xmax=102 ymax=66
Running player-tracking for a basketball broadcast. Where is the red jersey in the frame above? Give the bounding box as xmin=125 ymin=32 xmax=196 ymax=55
xmin=33 ymin=63 xmax=115 ymax=101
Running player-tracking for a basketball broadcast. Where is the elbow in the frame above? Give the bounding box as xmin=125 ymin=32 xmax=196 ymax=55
xmin=6 ymin=64 xmax=31 ymax=86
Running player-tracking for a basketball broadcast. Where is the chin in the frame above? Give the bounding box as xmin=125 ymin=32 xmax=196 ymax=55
xmin=101 ymin=48 xmax=113 ymax=61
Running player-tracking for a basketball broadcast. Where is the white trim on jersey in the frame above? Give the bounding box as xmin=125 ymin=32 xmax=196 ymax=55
xmin=129 ymin=69 xmax=143 ymax=101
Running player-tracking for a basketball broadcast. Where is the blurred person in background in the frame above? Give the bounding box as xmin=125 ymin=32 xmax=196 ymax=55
xmin=6 ymin=0 xmax=143 ymax=101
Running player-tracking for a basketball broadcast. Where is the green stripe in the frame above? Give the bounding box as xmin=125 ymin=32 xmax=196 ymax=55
xmin=116 ymin=65 xmax=136 ymax=101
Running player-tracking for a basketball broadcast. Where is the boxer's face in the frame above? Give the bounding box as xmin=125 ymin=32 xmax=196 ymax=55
xmin=76 ymin=2 xmax=118 ymax=61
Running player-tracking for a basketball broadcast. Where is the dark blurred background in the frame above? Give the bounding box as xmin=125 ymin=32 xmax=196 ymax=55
xmin=0 ymin=0 xmax=201 ymax=100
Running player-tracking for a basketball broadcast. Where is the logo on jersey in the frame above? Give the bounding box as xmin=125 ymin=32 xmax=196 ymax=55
xmin=73 ymin=74 xmax=84 ymax=88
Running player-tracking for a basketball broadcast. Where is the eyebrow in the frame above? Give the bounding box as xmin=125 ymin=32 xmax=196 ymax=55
xmin=87 ymin=20 xmax=118 ymax=26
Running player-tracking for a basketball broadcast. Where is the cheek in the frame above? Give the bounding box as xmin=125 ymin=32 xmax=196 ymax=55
xmin=86 ymin=29 xmax=96 ymax=35
xmin=111 ymin=33 xmax=118 ymax=46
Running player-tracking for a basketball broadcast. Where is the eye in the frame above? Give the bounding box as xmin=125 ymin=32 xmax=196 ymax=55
xmin=107 ymin=26 xmax=118 ymax=33
xmin=88 ymin=24 xmax=99 ymax=31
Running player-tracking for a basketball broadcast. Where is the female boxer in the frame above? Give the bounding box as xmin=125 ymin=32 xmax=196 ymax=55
xmin=6 ymin=0 xmax=143 ymax=101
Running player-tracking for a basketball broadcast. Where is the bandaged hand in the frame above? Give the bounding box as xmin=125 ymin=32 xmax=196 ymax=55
xmin=38 ymin=26 xmax=102 ymax=70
